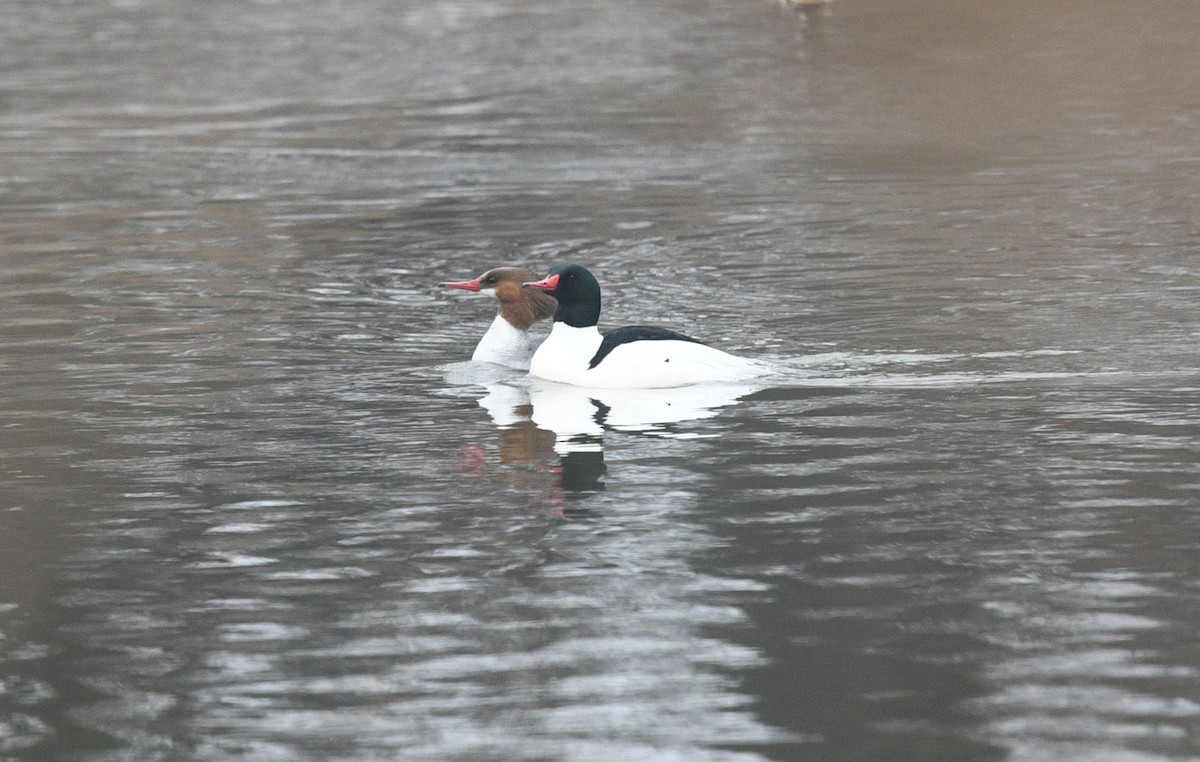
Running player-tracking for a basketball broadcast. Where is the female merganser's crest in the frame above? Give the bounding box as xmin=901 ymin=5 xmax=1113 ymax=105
xmin=522 ymin=263 xmax=768 ymax=389
xmin=440 ymin=266 xmax=557 ymax=370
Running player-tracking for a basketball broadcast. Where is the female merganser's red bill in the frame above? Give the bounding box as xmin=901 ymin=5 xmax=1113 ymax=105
xmin=522 ymin=264 xmax=768 ymax=389
xmin=440 ymin=266 xmax=557 ymax=370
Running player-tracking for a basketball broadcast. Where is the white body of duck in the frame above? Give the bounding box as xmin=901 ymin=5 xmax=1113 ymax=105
xmin=523 ymin=264 xmax=769 ymax=389
xmin=441 ymin=267 xmax=558 ymax=370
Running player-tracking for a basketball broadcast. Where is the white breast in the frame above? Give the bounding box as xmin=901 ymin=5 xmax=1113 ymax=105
xmin=528 ymin=324 xmax=604 ymax=384
xmin=471 ymin=314 xmax=536 ymax=370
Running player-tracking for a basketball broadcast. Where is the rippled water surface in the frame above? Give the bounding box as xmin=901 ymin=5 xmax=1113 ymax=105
xmin=3 ymin=1 xmax=1200 ymax=760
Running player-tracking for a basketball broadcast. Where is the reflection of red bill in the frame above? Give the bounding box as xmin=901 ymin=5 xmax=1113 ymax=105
xmin=455 ymin=444 xmax=488 ymax=475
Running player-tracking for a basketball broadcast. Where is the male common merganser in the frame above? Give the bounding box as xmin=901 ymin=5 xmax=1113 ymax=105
xmin=441 ymin=267 xmax=557 ymax=370
xmin=522 ymin=264 xmax=769 ymax=388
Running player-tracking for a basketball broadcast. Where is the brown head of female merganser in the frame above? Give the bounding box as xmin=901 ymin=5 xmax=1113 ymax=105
xmin=440 ymin=266 xmax=557 ymax=370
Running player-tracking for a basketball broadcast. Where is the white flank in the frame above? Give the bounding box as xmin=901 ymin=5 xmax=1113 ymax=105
xmin=529 ymin=323 xmax=768 ymax=389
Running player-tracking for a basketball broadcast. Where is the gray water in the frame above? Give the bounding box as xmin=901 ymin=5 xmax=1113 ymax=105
xmin=3 ymin=1 xmax=1200 ymax=760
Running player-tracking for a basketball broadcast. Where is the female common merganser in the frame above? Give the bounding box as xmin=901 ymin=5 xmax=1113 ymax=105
xmin=441 ymin=267 xmax=557 ymax=370
xmin=522 ymin=264 xmax=769 ymax=388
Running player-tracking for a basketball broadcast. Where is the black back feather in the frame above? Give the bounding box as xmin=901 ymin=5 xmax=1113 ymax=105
xmin=588 ymin=325 xmax=706 ymax=369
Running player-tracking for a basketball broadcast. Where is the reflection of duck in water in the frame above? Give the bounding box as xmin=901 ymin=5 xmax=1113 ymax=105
xmin=446 ymin=378 xmax=561 ymax=501
xmin=530 ymin=381 xmax=759 ymax=497
xmin=523 ymin=264 xmax=770 ymax=388
xmin=447 ymin=377 xmax=757 ymax=499
xmin=440 ymin=266 xmax=557 ymax=370
xmin=474 ymin=382 xmax=556 ymax=465
xmin=530 ymin=381 xmax=757 ymax=451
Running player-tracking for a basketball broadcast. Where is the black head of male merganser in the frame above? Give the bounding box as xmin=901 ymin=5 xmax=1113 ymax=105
xmin=522 ymin=263 xmax=768 ymax=388
xmin=441 ymin=266 xmax=557 ymax=370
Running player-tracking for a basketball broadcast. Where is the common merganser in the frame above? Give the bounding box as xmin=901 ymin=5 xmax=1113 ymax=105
xmin=440 ymin=267 xmax=558 ymax=370
xmin=522 ymin=264 xmax=769 ymax=388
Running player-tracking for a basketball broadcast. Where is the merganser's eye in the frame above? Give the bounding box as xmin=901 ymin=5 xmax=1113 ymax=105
xmin=483 ymin=275 xmax=498 ymax=286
